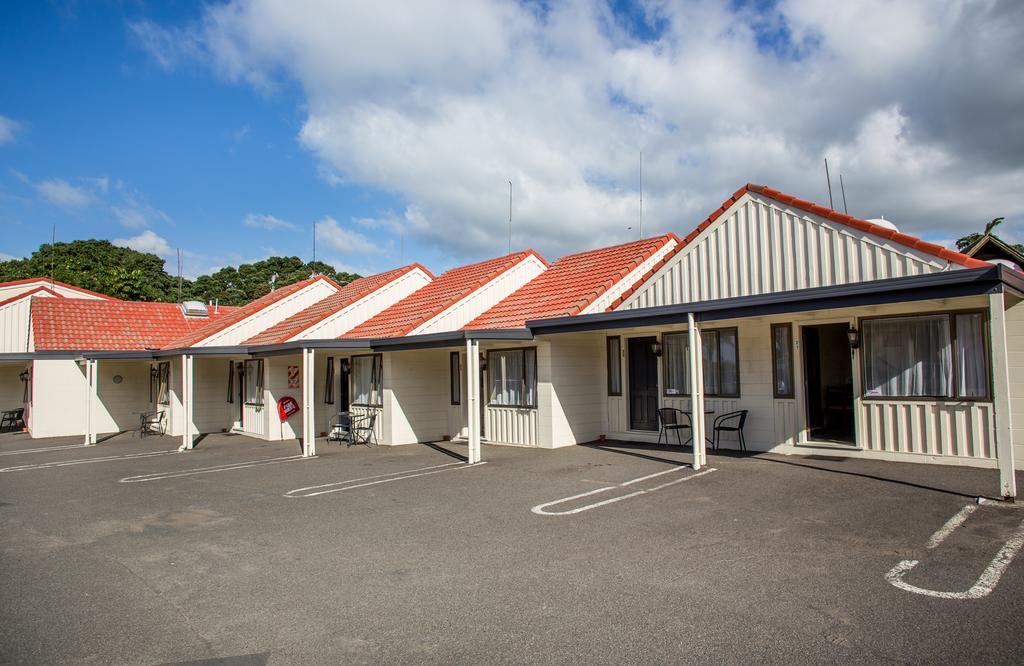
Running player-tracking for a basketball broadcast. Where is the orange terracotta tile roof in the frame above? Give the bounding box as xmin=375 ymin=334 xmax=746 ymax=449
xmin=0 ymin=277 xmax=118 ymax=300
xmin=342 ymin=250 xmax=548 ymax=339
xmin=31 ymin=298 xmax=239 ymax=351
xmin=161 ymin=275 xmax=341 ymax=349
xmin=0 ymin=285 xmax=60 ymax=309
xmin=466 ymin=235 xmax=678 ymax=329
xmin=243 ymin=264 xmax=433 ymax=345
xmin=607 ymin=183 xmax=991 ymax=310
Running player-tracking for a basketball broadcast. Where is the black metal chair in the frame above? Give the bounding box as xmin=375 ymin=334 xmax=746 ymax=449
xmin=712 ymin=410 xmax=748 ymax=451
xmin=139 ymin=410 xmax=166 ymax=438
xmin=327 ymin=412 xmax=352 ymax=445
xmin=349 ymin=412 xmax=378 ymax=448
xmin=1 ymin=408 xmax=25 ymax=433
xmin=657 ymin=407 xmax=692 ymax=446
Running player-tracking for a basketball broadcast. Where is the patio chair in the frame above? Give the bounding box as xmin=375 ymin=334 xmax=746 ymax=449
xmin=712 ymin=410 xmax=748 ymax=452
xmin=1 ymin=408 xmax=24 ymax=433
xmin=139 ymin=410 xmax=166 ymax=438
xmin=657 ymin=407 xmax=691 ymax=446
xmin=348 ymin=412 xmax=378 ymax=448
xmin=327 ymin=413 xmax=352 ymax=445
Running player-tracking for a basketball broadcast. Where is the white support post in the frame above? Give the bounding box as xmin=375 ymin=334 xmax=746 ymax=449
xmin=84 ymin=359 xmax=97 ymax=445
xmin=179 ymin=354 xmax=195 ymax=451
xmin=466 ymin=339 xmax=481 ymax=464
xmin=688 ymin=313 xmax=705 ymax=470
xmin=302 ymin=348 xmax=316 ymax=458
xmin=989 ymin=292 xmax=1016 ymax=500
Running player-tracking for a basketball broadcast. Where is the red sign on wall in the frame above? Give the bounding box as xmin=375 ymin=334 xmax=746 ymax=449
xmin=277 ymin=396 xmax=300 ymax=421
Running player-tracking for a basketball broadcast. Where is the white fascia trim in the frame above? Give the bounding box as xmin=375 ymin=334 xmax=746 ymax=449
xmin=580 ymin=238 xmax=680 ymax=314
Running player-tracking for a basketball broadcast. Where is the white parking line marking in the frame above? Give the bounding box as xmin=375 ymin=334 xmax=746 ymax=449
xmin=0 ymin=449 xmax=179 ymax=472
xmin=885 ymin=504 xmax=1024 ymax=600
xmin=285 ymin=461 xmax=486 ymax=498
xmin=119 ymin=454 xmax=309 ymax=483
xmin=0 ymin=443 xmax=91 ymax=456
xmin=531 ymin=466 xmax=717 ymax=516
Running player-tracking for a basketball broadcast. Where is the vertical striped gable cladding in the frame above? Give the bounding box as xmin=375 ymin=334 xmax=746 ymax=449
xmin=465 ymin=235 xmax=679 ymax=329
xmin=342 ymin=250 xmax=548 ymax=339
xmin=31 ymin=298 xmax=238 ymax=351
xmin=608 ymin=183 xmax=990 ymax=311
xmin=0 ymin=277 xmax=118 ymax=302
xmin=161 ymin=275 xmax=341 ymax=349
xmin=242 ymin=264 xmax=434 ymax=345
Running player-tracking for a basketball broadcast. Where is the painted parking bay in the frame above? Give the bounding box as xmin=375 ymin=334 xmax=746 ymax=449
xmin=532 ymin=464 xmax=718 ymax=516
xmin=886 ymin=501 xmax=1024 ymax=600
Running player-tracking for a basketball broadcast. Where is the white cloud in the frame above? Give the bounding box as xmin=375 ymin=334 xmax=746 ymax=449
xmin=0 ymin=252 xmax=17 ymax=262
xmin=0 ymin=115 xmax=21 ymax=145
xmin=113 ymin=230 xmax=174 ymax=258
xmin=35 ymin=179 xmax=92 ymax=208
xmin=316 ymin=216 xmax=384 ymax=255
xmin=135 ymin=0 xmax=1024 ymax=259
xmin=243 ymin=212 xmax=298 ymax=231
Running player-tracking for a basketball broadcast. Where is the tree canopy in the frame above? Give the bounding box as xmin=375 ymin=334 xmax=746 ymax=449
xmin=955 ymin=217 xmax=1024 ymax=254
xmin=0 ymin=240 xmax=361 ymax=305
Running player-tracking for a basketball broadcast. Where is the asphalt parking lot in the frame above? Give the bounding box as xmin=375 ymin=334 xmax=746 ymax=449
xmin=1 ymin=432 xmax=1023 ymax=664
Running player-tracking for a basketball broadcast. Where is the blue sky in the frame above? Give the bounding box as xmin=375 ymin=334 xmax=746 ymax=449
xmin=1 ymin=1 xmax=1020 ymax=278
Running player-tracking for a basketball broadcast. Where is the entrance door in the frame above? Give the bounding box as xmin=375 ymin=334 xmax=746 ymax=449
xmin=628 ymin=337 xmax=659 ymax=431
xmin=802 ymin=324 xmax=855 ymax=444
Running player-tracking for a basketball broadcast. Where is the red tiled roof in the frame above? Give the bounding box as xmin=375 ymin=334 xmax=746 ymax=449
xmin=466 ymin=235 xmax=678 ymax=329
xmin=0 ymin=285 xmax=60 ymax=309
xmin=31 ymin=298 xmax=239 ymax=351
xmin=0 ymin=277 xmax=118 ymax=300
xmin=343 ymin=250 xmax=548 ymax=339
xmin=243 ymin=264 xmax=433 ymax=345
xmin=607 ymin=183 xmax=990 ymax=310
xmin=161 ymin=275 xmax=341 ymax=349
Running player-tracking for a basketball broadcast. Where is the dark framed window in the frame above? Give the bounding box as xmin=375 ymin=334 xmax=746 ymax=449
xmin=772 ymin=324 xmax=795 ymax=398
xmin=861 ymin=311 xmax=990 ymax=400
xmin=663 ymin=328 xmax=740 ymax=398
xmin=324 ymin=357 xmax=335 ymax=405
xmin=488 ymin=347 xmax=537 ymax=408
xmin=351 ymin=354 xmax=383 ymax=407
xmin=450 ymin=352 xmax=461 ymax=405
xmin=244 ymin=359 xmax=264 ymax=406
xmin=156 ymin=362 xmax=170 ymax=405
xmin=227 ymin=361 xmax=235 ymax=403
xmin=607 ymin=336 xmax=622 ymax=396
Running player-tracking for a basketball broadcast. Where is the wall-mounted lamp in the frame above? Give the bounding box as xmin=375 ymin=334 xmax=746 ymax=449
xmin=847 ymin=327 xmax=860 ymax=350
xmin=651 ymin=341 xmax=663 ymax=357
xmin=150 ymin=366 xmax=159 ymax=379
xmin=339 ymin=358 xmax=351 ymax=374
xmin=480 ymin=353 xmax=488 ymax=372
xmin=18 ymin=370 xmax=30 ymax=382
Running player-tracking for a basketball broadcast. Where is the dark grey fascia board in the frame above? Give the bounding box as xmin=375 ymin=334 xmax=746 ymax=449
xmin=369 ymin=329 xmax=533 ymax=352
xmin=153 ymin=346 xmax=251 ymax=358
xmin=82 ymin=350 xmax=158 ymax=360
xmin=249 ymin=339 xmax=373 ymax=358
xmin=996 ymin=264 xmax=1024 ymax=298
xmin=527 ymin=266 xmax=1005 ymax=335
xmin=0 ymin=353 xmax=38 ymax=362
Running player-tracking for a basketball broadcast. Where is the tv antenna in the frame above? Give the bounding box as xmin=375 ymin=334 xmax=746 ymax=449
xmin=638 ymin=151 xmax=643 ymax=239
xmin=839 ymin=174 xmax=849 ymax=215
xmin=824 ymin=158 xmax=835 ymax=210
xmin=508 ymin=180 xmax=513 ymax=254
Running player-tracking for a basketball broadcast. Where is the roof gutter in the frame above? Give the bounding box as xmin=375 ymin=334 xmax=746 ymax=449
xmin=369 ymin=328 xmax=533 ymax=352
xmin=527 ymin=266 xmax=1013 ymax=335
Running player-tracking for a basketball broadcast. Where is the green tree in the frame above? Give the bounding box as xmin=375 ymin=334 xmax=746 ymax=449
xmin=956 ymin=217 xmax=1023 ymax=254
xmin=0 ymin=241 xmax=361 ymax=305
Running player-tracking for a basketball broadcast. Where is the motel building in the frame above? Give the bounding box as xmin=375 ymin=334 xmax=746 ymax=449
xmin=1 ymin=183 xmax=1022 ymax=500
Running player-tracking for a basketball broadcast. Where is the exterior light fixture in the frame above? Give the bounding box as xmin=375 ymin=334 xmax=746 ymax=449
xmin=847 ymin=327 xmax=860 ymax=350
xmin=150 ymin=366 xmax=159 ymax=379
xmin=480 ymin=353 xmax=488 ymax=372
xmin=18 ymin=370 xmax=29 ymax=382
xmin=339 ymin=358 xmax=351 ymax=374
xmin=651 ymin=341 xmax=663 ymax=357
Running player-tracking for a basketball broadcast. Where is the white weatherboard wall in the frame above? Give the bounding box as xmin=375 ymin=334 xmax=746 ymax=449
xmin=0 ymin=281 xmax=106 ymax=302
xmin=619 ymin=193 xmax=962 ymax=310
xmin=580 ymin=239 xmax=679 ymax=314
xmin=0 ymin=293 xmax=58 ymax=353
xmin=192 ymin=357 xmax=235 ymax=435
xmin=381 ymin=350 xmax=448 ymax=445
xmin=266 ymin=355 xmax=303 ymax=441
xmin=597 ymin=296 xmax=998 ymax=467
xmin=196 ymin=280 xmax=338 ymax=347
xmin=542 ymin=335 xmax=604 ymax=447
xmin=28 ymin=359 xmax=150 ymax=437
xmin=295 ymin=269 xmax=433 ymax=340
xmin=1006 ymin=295 xmax=1024 ymax=469
xmin=411 ymin=255 xmax=548 ymax=335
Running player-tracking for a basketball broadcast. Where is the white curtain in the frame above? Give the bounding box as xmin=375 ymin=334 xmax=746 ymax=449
xmin=956 ymin=313 xmax=988 ymax=398
xmin=864 ymin=315 xmax=952 ymax=397
xmin=352 ymin=355 xmax=381 ymax=406
xmin=489 ymin=349 xmax=536 ymax=406
xmin=664 ymin=333 xmax=687 ymax=394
